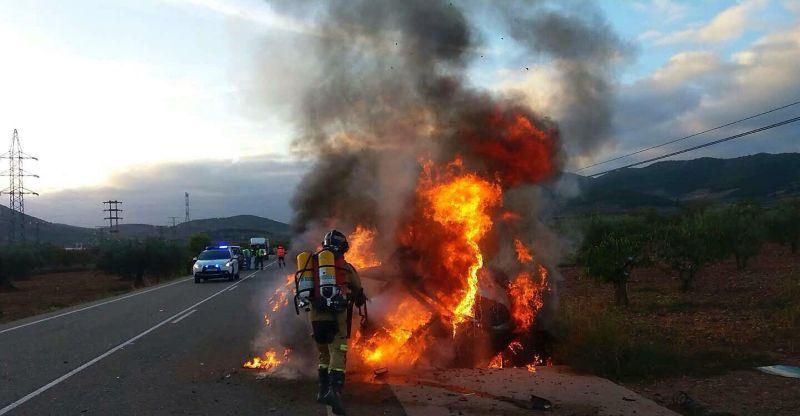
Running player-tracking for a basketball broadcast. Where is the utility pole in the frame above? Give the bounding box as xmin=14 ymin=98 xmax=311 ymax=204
xmin=184 ymin=192 xmax=190 ymax=223
xmin=0 ymin=129 xmax=39 ymax=242
xmin=102 ymin=200 xmax=123 ymax=233
xmin=168 ymin=216 xmax=180 ymax=239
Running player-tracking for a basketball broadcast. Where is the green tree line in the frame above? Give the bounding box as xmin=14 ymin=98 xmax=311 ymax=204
xmin=0 ymin=233 xmax=220 ymax=291
xmin=578 ymin=198 xmax=800 ymax=305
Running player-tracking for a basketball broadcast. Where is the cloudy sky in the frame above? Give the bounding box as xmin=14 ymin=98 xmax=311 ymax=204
xmin=0 ymin=0 xmax=798 ymax=227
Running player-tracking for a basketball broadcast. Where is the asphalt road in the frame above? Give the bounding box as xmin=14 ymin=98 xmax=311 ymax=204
xmin=0 ymin=262 xmax=407 ymax=416
xmin=0 ymin=263 xmax=675 ymax=416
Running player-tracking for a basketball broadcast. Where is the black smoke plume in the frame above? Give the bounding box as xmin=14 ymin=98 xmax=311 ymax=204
xmin=272 ymin=0 xmax=628 ymax=238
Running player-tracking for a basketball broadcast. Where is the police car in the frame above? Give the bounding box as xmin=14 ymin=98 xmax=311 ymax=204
xmin=192 ymin=246 xmax=240 ymax=283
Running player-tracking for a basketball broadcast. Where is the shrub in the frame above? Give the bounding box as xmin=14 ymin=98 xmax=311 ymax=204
xmin=0 ymin=244 xmax=39 ymax=291
xmin=552 ymin=301 xmax=687 ymax=380
xmin=188 ymin=233 xmax=212 ymax=257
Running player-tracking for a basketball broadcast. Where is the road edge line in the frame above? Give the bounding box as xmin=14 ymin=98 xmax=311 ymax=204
xmin=0 ymin=270 xmax=261 ymax=415
xmin=0 ymin=276 xmax=194 ymax=335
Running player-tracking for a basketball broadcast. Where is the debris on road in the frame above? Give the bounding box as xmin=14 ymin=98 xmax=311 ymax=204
xmin=373 ymin=367 xmax=389 ymax=379
xmin=756 ymin=365 xmax=800 ymax=379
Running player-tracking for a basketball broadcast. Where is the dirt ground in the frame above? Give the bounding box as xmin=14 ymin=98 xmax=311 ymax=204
xmin=0 ymin=270 xmax=148 ymax=323
xmin=559 ymin=243 xmax=800 ymax=416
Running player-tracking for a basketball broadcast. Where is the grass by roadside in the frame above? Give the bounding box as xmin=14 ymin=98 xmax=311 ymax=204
xmin=551 ymin=244 xmax=800 ymax=415
xmin=0 ymin=270 xmax=185 ymax=324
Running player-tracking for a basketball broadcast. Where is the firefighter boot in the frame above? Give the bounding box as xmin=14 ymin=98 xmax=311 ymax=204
xmin=322 ymin=370 xmax=347 ymax=415
xmin=316 ymin=368 xmax=329 ymax=403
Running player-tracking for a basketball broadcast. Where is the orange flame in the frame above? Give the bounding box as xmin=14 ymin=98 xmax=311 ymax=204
xmin=347 ymin=225 xmax=381 ymax=269
xmin=508 ymin=266 xmax=549 ymax=334
xmin=355 ymin=298 xmax=432 ymax=367
xmin=514 ymin=239 xmax=533 ymax=264
xmin=488 ymin=353 xmax=504 ymax=368
xmin=243 ymin=348 xmax=291 ymax=370
xmin=263 ymin=275 xmax=294 ymax=326
xmin=423 ymin=172 xmax=502 ymax=333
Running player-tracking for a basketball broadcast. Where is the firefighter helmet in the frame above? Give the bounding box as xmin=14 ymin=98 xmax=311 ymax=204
xmin=322 ymin=229 xmax=349 ymax=254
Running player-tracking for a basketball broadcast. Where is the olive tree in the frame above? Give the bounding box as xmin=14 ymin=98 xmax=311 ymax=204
xmin=579 ymin=216 xmax=650 ymax=306
xmin=716 ymin=202 xmax=765 ymax=270
xmin=97 ymin=238 xmax=186 ymax=287
xmin=765 ymin=198 xmax=800 ymax=254
xmin=657 ymin=212 xmax=723 ymax=292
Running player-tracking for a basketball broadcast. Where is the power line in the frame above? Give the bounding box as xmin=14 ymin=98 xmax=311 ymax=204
xmin=575 ymin=98 xmax=800 ymax=173
xmin=589 ymin=115 xmax=800 ymax=178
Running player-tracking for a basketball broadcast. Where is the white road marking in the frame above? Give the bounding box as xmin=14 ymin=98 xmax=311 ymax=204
xmin=227 ymin=285 xmax=239 ymax=292
xmin=326 ymin=407 xmax=334 ymax=416
xmin=0 ymin=270 xmax=263 ymax=415
xmin=0 ymin=276 xmax=194 ymax=335
xmin=170 ymin=309 xmax=197 ymax=324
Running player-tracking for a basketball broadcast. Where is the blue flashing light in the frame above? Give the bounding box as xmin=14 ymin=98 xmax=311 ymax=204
xmin=218 ymin=245 xmax=229 ymax=249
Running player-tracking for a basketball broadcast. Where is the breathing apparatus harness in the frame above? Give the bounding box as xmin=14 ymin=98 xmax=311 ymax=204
xmin=294 ymin=248 xmax=368 ymax=337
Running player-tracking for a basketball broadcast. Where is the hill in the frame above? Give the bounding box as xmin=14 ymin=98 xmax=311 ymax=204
xmin=117 ymin=215 xmax=290 ymax=242
xmin=0 ymin=207 xmax=290 ymax=246
xmin=566 ymin=153 xmax=800 ymax=212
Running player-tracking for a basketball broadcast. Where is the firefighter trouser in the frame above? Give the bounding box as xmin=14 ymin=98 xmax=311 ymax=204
xmin=312 ymin=311 xmax=349 ymax=373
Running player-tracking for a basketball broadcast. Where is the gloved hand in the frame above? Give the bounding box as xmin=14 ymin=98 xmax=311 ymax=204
xmin=354 ymin=288 xmax=367 ymax=307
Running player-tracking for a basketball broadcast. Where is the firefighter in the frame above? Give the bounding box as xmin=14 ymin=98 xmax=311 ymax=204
xmin=277 ymin=245 xmax=286 ymax=268
xmin=295 ymin=230 xmax=366 ymax=416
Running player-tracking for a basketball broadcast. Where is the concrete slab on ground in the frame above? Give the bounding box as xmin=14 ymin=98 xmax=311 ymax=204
xmin=380 ymin=367 xmax=679 ymax=416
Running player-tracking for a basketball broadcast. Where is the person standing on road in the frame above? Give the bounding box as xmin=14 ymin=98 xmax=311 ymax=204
xmin=277 ymin=245 xmax=286 ymax=268
xmin=242 ymin=247 xmax=252 ymax=270
xmin=294 ymin=230 xmax=366 ymax=416
xmin=258 ymin=247 xmax=267 ymax=270
xmin=254 ymin=247 xmax=265 ymax=270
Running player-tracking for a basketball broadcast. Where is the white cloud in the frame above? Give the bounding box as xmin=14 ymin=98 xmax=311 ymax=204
xmin=0 ymin=15 xmax=294 ymax=194
xmin=638 ymin=30 xmax=664 ymax=42
xmin=653 ymin=0 xmax=769 ymax=45
xmin=163 ymin=0 xmax=313 ymax=34
xmin=607 ymin=22 xmax=800 ymax=165
xmin=634 ymin=0 xmax=690 ymax=22
xmin=651 ymin=51 xmax=722 ymax=86
xmin=27 ymin=154 xmax=305 ymax=226
xmin=784 ymin=0 xmax=800 ymax=15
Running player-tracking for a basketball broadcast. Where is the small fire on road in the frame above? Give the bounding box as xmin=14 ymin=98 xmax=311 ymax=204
xmin=243 ymin=348 xmax=291 ymax=370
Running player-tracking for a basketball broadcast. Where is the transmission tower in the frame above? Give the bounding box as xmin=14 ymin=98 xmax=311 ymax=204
xmin=103 ymin=200 xmax=123 ymax=233
xmin=168 ymin=216 xmax=179 ymax=227
xmin=185 ymin=192 xmax=190 ymax=223
xmin=0 ymin=129 xmax=39 ymax=242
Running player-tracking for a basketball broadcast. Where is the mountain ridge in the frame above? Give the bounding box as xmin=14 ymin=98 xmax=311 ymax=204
xmin=0 ymin=207 xmax=290 ymax=246
xmin=566 ymin=152 xmax=800 ymax=212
